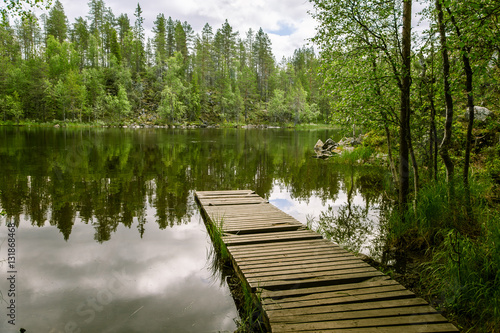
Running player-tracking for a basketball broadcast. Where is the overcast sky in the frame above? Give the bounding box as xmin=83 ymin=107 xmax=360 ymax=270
xmin=48 ymin=0 xmax=318 ymax=61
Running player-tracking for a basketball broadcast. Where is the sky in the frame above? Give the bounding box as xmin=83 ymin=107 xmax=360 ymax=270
xmin=48 ymin=0 xmax=318 ymax=61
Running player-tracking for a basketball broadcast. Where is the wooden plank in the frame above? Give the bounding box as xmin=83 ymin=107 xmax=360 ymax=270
xmin=249 ymin=270 xmax=385 ymax=290
xmin=237 ymin=256 xmax=362 ymax=270
xmin=269 ymin=305 xmax=443 ymax=323
xmin=195 ymin=190 xmax=255 ymax=197
xmin=224 ymin=225 xmax=302 ymax=234
xmin=223 ymin=229 xmax=322 ymax=246
xmin=247 ymin=266 xmax=383 ymax=285
xmin=263 ymin=285 xmax=409 ymax=305
xmin=234 ymin=253 xmax=359 ymax=269
xmin=227 ymin=238 xmax=342 ymax=251
xmin=270 ymin=314 xmax=452 ymax=331
xmin=271 ymin=323 xmax=459 ymax=333
xmin=262 ymin=289 xmax=416 ymax=311
xmin=220 ymin=217 xmax=302 ymax=224
xmin=265 ymin=297 xmax=431 ymax=317
xmin=259 ymin=276 xmax=395 ymax=298
xmin=230 ymin=246 xmax=350 ymax=259
xmin=199 ymin=199 xmax=268 ymax=206
xmin=242 ymin=261 xmax=372 ymax=278
xmin=228 ymin=240 xmax=347 ymax=255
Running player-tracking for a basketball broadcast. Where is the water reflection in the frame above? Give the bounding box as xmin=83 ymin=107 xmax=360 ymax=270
xmin=0 ymin=210 xmax=237 ymax=332
xmin=0 ymin=127 xmax=390 ymax=332
xmin=270 ymin=166 xmax=389 ymax=256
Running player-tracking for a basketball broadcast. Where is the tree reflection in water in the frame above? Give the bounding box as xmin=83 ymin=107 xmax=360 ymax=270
xmin=316 ymin=203 xmax=374 ymax=254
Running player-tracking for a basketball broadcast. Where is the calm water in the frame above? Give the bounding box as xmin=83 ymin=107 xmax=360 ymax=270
xmin=0 ymin=127 xmax=389 ymax=332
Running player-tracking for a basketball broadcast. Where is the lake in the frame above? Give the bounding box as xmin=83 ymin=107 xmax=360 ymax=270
xmin=0 ymin=127 xmax=389 ymax=332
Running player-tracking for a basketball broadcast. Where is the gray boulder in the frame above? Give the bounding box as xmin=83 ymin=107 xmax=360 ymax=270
xmin=465 ymin=106 xmax=492 ymax=122
xmin=323 ymin=138 xmax=338 ymax=151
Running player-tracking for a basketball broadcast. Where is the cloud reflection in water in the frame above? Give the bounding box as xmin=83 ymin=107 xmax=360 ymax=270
xmin=1 ymin=212 xmax=237 ymax=333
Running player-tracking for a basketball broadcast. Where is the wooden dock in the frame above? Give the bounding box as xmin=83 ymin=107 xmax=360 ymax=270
xmin=195 ymin=190 xmax=459 ymax=332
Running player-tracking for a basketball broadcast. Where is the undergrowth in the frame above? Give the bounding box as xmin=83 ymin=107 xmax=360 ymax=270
xmin=385 ymin=178 xmax=500 ymax=332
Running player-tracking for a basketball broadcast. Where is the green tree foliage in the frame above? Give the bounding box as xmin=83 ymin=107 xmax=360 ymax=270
xmin=0 ymin=0 xmax=326 ymax=125
xmin=158 ymin=52 xmax=187 ymax=123
xmin=1 ymin=0 xmax=52 ymax=22
xmin=5 ymin=91 xmax=23 ymax=123
xmin=45 ymin=0 xmax=67 ymax=43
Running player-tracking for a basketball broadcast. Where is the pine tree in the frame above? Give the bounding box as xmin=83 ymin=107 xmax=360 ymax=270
xmin=46 ymin=0 xmax=67 ymax=43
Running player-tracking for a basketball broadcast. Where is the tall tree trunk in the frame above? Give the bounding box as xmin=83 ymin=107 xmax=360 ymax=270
xmin=436 ymin=0 xmax=455 ymax=186
xmin=399 ymin=0 xmax=412 ymax=212
xmin=432 ymin=3 xmax=455 ymax=222
xmin=426 ymin=39 xmax=439 ymax=181
xmin=463 ymin=56 xmax=474 ymax=220
xmin=447 ymin=9 xmax=475 ymax=220
xmin=372 ymin=58 xmax=398 ymax=187
xmin=429 ymin=92 xmax=438 ymax=181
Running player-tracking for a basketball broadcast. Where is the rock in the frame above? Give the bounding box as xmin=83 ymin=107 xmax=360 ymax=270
xmin=466 ymin=106 xmax=492 ymax=122
xmin=322 ymin=138 xmax=338 ymax=151
xmin=314 ymin=139 xmax=324 ymax=150
xmin=54 ymin=124 xmax=60 ymax=128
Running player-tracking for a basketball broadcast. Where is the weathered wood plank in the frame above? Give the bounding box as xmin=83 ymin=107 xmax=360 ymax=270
xmin=249 ymin=270 xmax=385 ymax=290
xmin=262 ymin=289 xmax=416 ymax=311
xmin=234 ymin=253 xmax=359 ymax=269
xmin=269 ymin=304 xmax=443 ymax=324
xmin=223 ymin=229 xmax=323 ymax=246
xmin=259 ymin=276 xmax=395 ymax=298
xmin=195 ymin=190 xmax=255 ymax=197
xmin=242 ymin=261 xmax=372 ymax=278
xmin=263 ymin=285 xmax=408 ymax=306
xmin=271 ymin=323 xmax=459 ymax=333
xmin=238 ymin=256 xmax=363 ymax=271
xmin=247 ymin=266 xmax=383 ymax=285
xmin=270 ymin=313 xmax=453 ymax=331
xmin=224 ymin=225 xmax=302 ymax=234
xmin=228 ymin=241 xmax=347 ymax=255
xmin=265 ymin=297 xmax=430 ymax=317
xmin=199 ymin=198 xmax=268 ymax=206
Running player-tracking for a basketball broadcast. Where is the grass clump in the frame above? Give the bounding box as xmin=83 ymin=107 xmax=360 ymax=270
xmin=335 ymin=145 xmax=375 ymax=164
xmin=204 ymin=215 xmax=266 ymax=332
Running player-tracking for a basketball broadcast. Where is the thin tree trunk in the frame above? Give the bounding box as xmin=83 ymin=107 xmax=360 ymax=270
xmin=436 ymin=0 xmax=455 ymax=188
xmin=429 ymin=94 xmax=438 ymax=181
xmin=426 ymin=38 xmax=439 ymax=181
xmin=384 ymin=120 xmax=399 ymax=187
xmin=372 ymin=58 xmax=399 ymax=187
xmin=407 ymin=130 xmax=419 ymax=209
xmin=399 ymin=0 xmax=412 ymax=212
xmin=447 ymin=9 xmax=475 ymax=220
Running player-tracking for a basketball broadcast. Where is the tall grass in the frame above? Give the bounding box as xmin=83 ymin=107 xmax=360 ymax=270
xmin=337 ymin=145 xmax=375 ymax=164
xmin=421 ymin=218 xmax=500 ymax=331
xmin=386 ymin=178 xmax=489 ymax=246
xmin=385 ymin=178 xmax=500 ymax=331
xmin=205 ymin=215 xmax=230 ymax=262
xmin=203 ymin=214 xmax=266 ymax=332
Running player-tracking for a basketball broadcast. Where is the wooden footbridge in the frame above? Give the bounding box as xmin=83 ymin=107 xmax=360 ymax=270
xmin=195 ymin=190 xmax=459 ymax=332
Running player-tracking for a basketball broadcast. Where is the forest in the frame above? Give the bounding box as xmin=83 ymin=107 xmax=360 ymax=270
xmin=0 ymin=0 xmax=328 ymax=125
